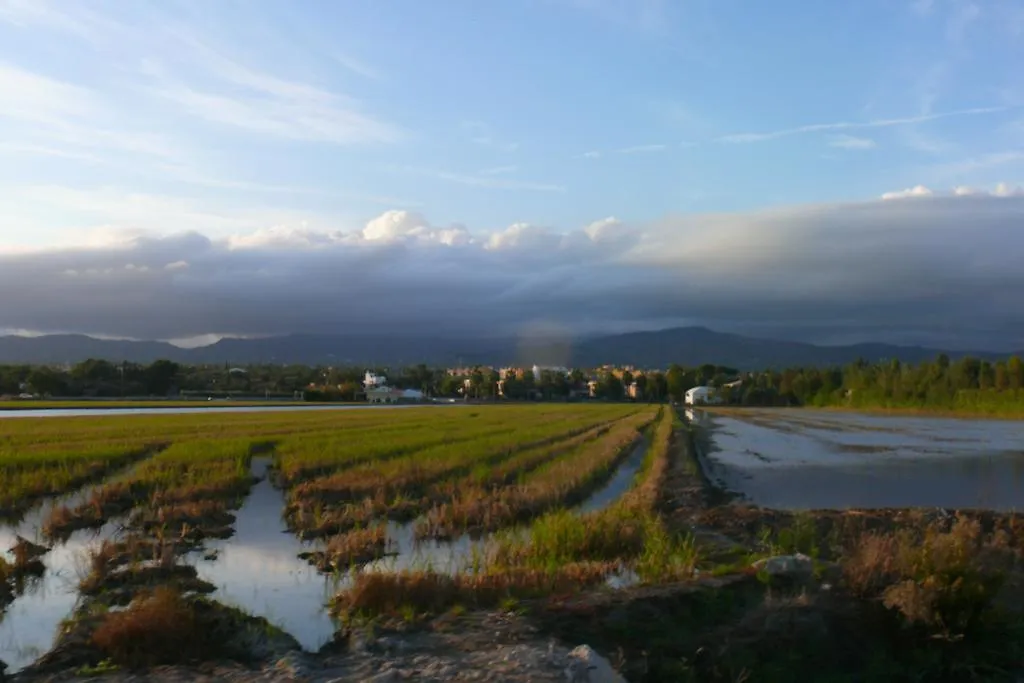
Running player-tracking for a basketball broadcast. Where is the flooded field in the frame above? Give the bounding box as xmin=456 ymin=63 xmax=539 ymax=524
xmin=690 ymin=408 xmax=1024 ymax=510
xmin=0 ymin=403 xmax=661 ymax=674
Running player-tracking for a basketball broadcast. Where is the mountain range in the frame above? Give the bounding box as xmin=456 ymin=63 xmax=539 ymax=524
xmin=0 ymin=328 xmax=1018 ymax=369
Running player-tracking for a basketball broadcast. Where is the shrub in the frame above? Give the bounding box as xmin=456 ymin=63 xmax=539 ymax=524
xmin=843 ymin=516 xmax=1018 ymax=637
xmin=91 ymin=587 xmax=210 ymax=668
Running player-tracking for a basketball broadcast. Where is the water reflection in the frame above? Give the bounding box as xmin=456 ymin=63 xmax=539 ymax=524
xmin=0 ymin=520 xmax=118 ymax=673
xmin=690 ymin=409 xmax=1024 ymax=510
xmin=190 ymin=459 xmax=341 ymax=652
xmin=0 ymin=404 xmax=450 ymax=420
xmin=577 ymin=442 xmax=647 ymax=514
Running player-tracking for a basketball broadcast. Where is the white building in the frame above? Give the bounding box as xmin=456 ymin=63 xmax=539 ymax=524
xmin=531 ymin=365 xmax=570 ymax=381
xmin=685 ymin=386 xmax=722 ymax=406
xmin=364 ymin=371 xmax=387 ymax=389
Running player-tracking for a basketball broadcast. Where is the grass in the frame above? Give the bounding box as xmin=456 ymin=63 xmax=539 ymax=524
xmin=5 ymin=402 xmax=1024 ymax=681
xmin=0 ymin=399 xmax=305 ymax=411
xmin=415 ymin=411 xmax=657 ymax=539
xmin=488 ymin=407 xmax=698 ymax=582
xmin=332 ymin=563 xmax=616 ymax=618
xmin=283 ymin=406 xmax=644 ymax=539
xmin=300 ymin=523 xmax=394 ymax=570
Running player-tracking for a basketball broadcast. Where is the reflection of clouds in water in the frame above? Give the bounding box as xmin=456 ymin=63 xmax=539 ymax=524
xmin=698 ymin=410 xmax=1024 ymax=510
xmin=192 ymin=476 xmax=340 ymax=651
xmin=0 ymin=522 xmax=119 ymax=673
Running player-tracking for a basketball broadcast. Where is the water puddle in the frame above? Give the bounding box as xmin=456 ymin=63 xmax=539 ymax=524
xmin=576 ymin=441 xmax=648 ymax=514
xmin=0 ymin=459 xmax=172 ymax=672
xmin=190 ymin=458 xmax=341 ymax=652
xmin=0 ymin=521 xmax=119 ymax=673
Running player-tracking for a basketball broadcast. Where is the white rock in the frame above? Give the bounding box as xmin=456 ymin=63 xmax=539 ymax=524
xmin=563 ymin=645 xmax=627 ymax=683
xmin=751 ymin=553 xmax=814 ymax=579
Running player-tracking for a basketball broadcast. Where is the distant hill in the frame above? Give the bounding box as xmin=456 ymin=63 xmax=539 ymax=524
xmin=0 ymin=327 xmax=1017 ymax=369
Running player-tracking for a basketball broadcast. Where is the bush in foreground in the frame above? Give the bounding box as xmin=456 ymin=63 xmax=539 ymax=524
xmin=91 ymin=587 xmax=209 ymax=668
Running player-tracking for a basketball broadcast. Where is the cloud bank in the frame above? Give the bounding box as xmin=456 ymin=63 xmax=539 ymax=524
xmin=2 ymin=191 xmax=1023 ymax=350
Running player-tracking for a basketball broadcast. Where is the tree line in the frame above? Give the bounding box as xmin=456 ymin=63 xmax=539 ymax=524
xmin=719 ymin=354 xmax=1024 ymax=414
xmin=3 ymin=355 xmax=1022 ymax=415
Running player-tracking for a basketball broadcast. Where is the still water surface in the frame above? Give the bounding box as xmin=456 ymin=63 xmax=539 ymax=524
xmin=0 ymin=403 xmax=442 ymax=420
xmin=689 ymin=409 xmax=1024 ymax=510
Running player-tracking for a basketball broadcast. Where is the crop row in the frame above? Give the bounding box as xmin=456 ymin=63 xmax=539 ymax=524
xmin=44 ymin=439 xmax=259 ymax=541
xmin=0 ymin=441 xmax=163 ymax=521
xmin=284 ymin=408 xmax=638 ymax=539
xmin=330 ymin=406 xmax=694 ymax=619
xmin=273 ymin=407 xmax=593 ymax=486
xmin=489 ymin=407 xmax=696 ymax=580
xmin=295 ymin=412 xmax=645 ymax=567
xmin=415 ymin=409 xmax=657 ymax=539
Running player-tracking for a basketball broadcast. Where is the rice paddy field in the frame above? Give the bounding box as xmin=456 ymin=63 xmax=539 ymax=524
xmin=2 ymin=404 xmax=1023 ymax=683
xmin=0 ymin=404 xmax=697 ymax=677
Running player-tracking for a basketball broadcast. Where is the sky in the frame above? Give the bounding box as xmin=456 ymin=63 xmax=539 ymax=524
xmin=1 ymin=0 xmax=1023 ymax=350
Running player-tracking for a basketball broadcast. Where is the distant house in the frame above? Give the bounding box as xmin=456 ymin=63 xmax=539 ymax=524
xmin=364 ymin=371 xmax=387 ymax=388
xmin=364 ymin=370 xmax=425 ymax=404
xmin=685 ymin=386 xmax=721 ymax=406
xmin=366 ymin=386 xmax=402 ymax=404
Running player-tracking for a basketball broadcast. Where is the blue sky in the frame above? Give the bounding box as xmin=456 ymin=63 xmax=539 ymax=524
xmin=2 ymin=0 xmax=1022 ymax=245
xmin=1 ymin=0 xmax=1023 ymax=348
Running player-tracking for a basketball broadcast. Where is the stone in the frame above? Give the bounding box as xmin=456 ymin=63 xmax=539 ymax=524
xmin=564 ymin=645 xmax=627 ymax=683
xmin=751 ymin=553 xmax=814 ymax=580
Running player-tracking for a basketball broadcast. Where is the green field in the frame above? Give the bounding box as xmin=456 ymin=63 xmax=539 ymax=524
xmin=3 ymin=404 xmax=1023 ymax=682
xmin=0 ymin=399 xmax=307 ymax=411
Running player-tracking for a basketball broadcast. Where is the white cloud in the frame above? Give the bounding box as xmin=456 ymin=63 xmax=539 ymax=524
xmin=828 ymin=134 xmax=876 ymax=150
xmin=330 ymin=52 xmax=380 ymax=80
xmin=881 ymin=185 xmax=935 ymax=199
xmin=579 ymin=144 xmax=668 ymax=158
xmin=3 ymin=196 xmax=1023 ymax=348
xmin=150 ymin=83 xmax=401 ymax=145
xmin=460 ymin=120 xmax=519 ymax=152
xmin=718 ymin=106 xmax=1007 ymax=144
xmin=993 ymin=182 xmax=1024 ymax=197
xmin=479 ymin=165 xmax=519 ymax=176
xmin=616 ymin=144 xmax=668 ymax=154
xmin=0 ymin=62 xmax=101 ymax=125
xmin=396 ymin=167 xmax=565 ymax=192
xmin=883 ymin=182 xmax=1023 ymax=199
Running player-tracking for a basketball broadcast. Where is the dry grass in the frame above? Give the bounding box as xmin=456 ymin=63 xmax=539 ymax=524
xmin=842 ymin=515 xmax=1022 ymax=636
xmin=416 ymin=414 xmax=655 ymax=539
xmin=91 ymin=587 xmax=210 ymax=669
xmin=333 ymin=563 xmax=615 ymax=617
xmin=300 ymin=524 xmax=393 ymax=570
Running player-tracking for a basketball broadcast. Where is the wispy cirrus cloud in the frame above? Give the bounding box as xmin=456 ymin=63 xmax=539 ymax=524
xmin=393 ymin=166 xmax=565 ymax=192
xmin=579 ymin=143 xmax=669 ymax=159
xmin=479 ymin=165 xmax=519 ymax=176
xmin=718 ymin=106 xmax=1008 ymax=143
xmin=460 ymin=120 xmax=519 ymax=152
xmin=145 ymin=32 xmax=401 ymax=145
xmin=828 ymin=134 xmax=877 ymax=150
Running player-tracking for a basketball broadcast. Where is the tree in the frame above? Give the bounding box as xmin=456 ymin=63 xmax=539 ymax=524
xmin=666 ymin=364 xmax=687 ymax=402
xmin=27 ymin=367 xmax=66 ymax=396
xmin=144 ymin=359 xmax=180 ymax=396
xmin=597 ymin=373 xmax=624 ymax=401
xmin=1009 ymin=356 xmax=1023 ymax=390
